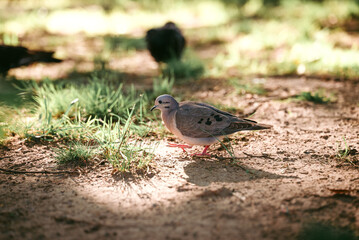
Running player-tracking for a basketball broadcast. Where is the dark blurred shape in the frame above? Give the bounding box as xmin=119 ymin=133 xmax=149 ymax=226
xmin=263 ymin=0 xmax=280 ymax=6
xmin=0 ymin=45 xmax=62 ymax=75
xmin=145 ymin=21 xmax=186 ymax=63
xmin=297 ymin=222 xmax=357 ymax=240
xmin=221 ymin=0 xmax=248 ymax=7
xmin=219 ymin=0 xmax=294 ymax=8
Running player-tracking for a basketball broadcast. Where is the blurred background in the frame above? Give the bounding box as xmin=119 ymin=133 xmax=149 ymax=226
xmin=1 ymin=0 xmax=359 ymax=80
xmin=1 ymin=0 xmax=359 ymax=142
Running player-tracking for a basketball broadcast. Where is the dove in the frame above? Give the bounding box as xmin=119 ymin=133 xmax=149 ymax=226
xmin=145 ymin=21 xmax=186 ymax=63
xmin=151 ymin=94 xmax=272 ymax=156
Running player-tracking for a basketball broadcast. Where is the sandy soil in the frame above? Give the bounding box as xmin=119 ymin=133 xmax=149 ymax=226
xmin=1 ymin=74 xmax=359 ymax=239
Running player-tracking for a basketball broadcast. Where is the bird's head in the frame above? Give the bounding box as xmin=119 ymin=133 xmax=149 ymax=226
xmin=164 ymin=21 xmax=177 ymax=28
xmin=151 ymin=94 xmax=179 ymax=112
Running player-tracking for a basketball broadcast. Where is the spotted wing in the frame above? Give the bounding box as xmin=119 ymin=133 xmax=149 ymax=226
xmin=175 ymin=102 xmax=261 ymax=138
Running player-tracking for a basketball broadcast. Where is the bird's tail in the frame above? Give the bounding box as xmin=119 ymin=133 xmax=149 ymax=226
xmin=252 ymin=123 xmax=272 ymax=130
xmin=30 ymin=50 xmax=62 ymax=63
xmin=242 ymin=118 xmax=272 ymax=130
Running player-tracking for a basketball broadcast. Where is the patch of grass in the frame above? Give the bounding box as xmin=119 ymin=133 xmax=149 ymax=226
xmin=55 ymin=142 xmax=95 ymax=167
xmin=66 ymin=64 xmax=125 ymax=85
xmin=104 ymin=35 xmax=146 ymax=53
xmin=23 ymin=96 xmax=97 ymax=141
xmin=230 ymin=78 xmax=267 ymax=95
xmin=29 ymin=77 xmax=139 ymax=121
xmin=296 ymin=91 xmax=332 ymax=104
xmin=266 ymin=61 xmax=298 ymax=76
xmin=0 ymin=78 xmax=32 ymax=144
xmin=163 ymin=58 xmax=205 ymax=80
xmin=151 ymin=75 xmax=174 ymax=99
xmin=23 ymin=96 xmax=157 ymax=172
xmin=0 ymin=78 xmax=25 ymax=107
xmin=19 ymin=75 xmax=163 ymax=172
xmin=336 ymin=136 xmax=358 ymax=166
xmin=0 ymin=105 xmax=37 ymax=145
xmin=161 ymin=49 xmax=205 ymax=80
xmin=28 ymin=73 xmax=174 ymax=124
xmin=90 ymin=106 xmax=157 ymax=172
xmin=337 ymin=137 xmax=350 ymax=158
xmin=102 ymin=138 xmax=157 ymax=173
xmin=0 ymin=107 xmax=10 ymax=143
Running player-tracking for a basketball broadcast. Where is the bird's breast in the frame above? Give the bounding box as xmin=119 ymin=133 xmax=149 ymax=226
xmin=161 ymin=110 xmax=177 ymax=133
xmin=161 ymin=110 xmax=220 ymax=146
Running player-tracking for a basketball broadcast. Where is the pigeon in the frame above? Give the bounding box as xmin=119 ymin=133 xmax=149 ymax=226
xmin=145 ymin=21 xmax=186 ymax=63
xmin=0 ymin=45 xmax=62 ymax=75
xmin=151 ymin=94 xmax=272 ymax=156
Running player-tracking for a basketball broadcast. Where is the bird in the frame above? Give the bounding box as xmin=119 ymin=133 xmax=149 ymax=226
xmin=0 ymin=45 xmax=62 ymax=75
xmin=151 ymin=94 xmax=272 ymax=156
xmin=145 ymin=21 xmax=186 ymax=63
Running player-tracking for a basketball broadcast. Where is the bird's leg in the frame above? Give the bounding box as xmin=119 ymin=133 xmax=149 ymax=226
xmin=167 ymin=143 xmax=192 ymax=153
xmin=191 ymin=145 xmax=211 ymax=157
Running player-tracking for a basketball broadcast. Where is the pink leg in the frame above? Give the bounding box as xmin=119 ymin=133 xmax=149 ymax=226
xmin=167 ymin=143 xmax=192 ymax=153
xmin=191 ymin=145 xmax=211 ymax=157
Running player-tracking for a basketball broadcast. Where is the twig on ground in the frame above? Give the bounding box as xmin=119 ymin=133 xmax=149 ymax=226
xmin=54 ymin=215 xmax=150 ymax=228
xmin=243 ymin=152 xmax=275 ymax=160
xmin=212 ymin=155 xmax=246 ymax=160
xmin=0 ymin=167 xmax=77 ymax=174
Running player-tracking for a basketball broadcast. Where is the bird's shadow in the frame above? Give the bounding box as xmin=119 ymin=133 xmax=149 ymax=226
xmin=183 ymin=157 xmax=296 ymax=186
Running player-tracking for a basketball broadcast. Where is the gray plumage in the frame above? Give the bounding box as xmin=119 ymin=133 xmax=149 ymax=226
xmin=151 ymin=94 xmax=271 ymax=147
xmin=176 ymin=102 xmax=268 ymax=138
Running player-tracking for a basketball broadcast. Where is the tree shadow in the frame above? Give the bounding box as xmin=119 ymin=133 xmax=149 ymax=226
xmin=183 ymin=158 xmax=296 ymax=186
xmin=297 ymin=221 xmax=357 ymax=240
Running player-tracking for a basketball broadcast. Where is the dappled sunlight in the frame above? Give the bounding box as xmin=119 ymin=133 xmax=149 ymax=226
xmin=44 ymin=1 xmax=231 ymax=36
xmin=47 ymin=8 xmax=109 ymax=35
xmin=8 ymin=61 xmax=76 ymax=80
xmin=288 ymin=42 xmax=359 ymax=76
xmin=1 ymin=0 xmax=359 ymax=239
xmin=2 ymin=12 xmax=46 ymax=35
xmin=108 ymin=51 xmax=157 ymax=76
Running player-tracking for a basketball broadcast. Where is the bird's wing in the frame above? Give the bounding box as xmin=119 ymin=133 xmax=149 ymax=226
xmin=175 ymin=102 xmax=261 ymax=138
xmin=193 ymin=102 xmax=237 ymax=117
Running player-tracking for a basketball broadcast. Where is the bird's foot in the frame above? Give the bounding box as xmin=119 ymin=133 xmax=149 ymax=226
xmin=191 ymin=145 xmax=211 ymax=157
xmin=167 ymin=143 xmax=192 ymax=153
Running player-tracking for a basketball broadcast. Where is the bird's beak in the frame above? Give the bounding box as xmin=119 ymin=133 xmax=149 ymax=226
xmin=150 ymin=105 xmax=157 ymax=111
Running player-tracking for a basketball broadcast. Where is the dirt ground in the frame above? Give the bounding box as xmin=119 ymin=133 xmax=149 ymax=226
xmin=1 ymin=70 xmax=359 ymax=239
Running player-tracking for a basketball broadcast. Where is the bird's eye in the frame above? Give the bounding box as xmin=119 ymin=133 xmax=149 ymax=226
xmin=158 ymin=100 xmax=162 ymax=104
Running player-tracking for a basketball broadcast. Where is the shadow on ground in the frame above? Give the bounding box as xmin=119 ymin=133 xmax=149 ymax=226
xmin=183 ymin=158 xmax=296 ymax=186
